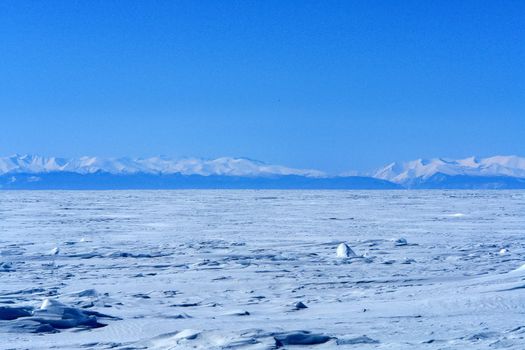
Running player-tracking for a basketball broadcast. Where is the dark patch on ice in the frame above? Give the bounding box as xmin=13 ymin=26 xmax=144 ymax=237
xmin=466 ymin=331 xmax=499 ymax=341
xmin=0 ymin=299 xmax=119 ymax=333
xmin=0 ymin=262 xmax=15 ymax=272
xmin=422 ymin=339 xmax=438 ymax=344
xmin=80 ymin=342 xmax=124 ymax=348
xmin=294 ymin=301 xmax=308 ymax=310
xmin=496 ymin=284 xmax=525 ymax=292
xmin=165 ymin=313 xmax=192 ymax=319
xmin=402 ymin=258 xmax=416 ymax=264
xmin=212 ymin=276 xmax=231 ymax=281
xmin=163 ymin=290 xmax=178 ymax=297
xmin=273 ymin=331 xmax=331 ymax=347
xmin=394 ymin=238 xmax=408 ymax=246
xmin=79 ymin=302 xmax=95 ymax=309
xmin=255 ymin=269 xmax=292 ymax=273
xmin=108 ymin=251 xmax=168 ymax=259
xmin=132 ymin=293 xmax=151 ymax=299
xmin=0 ymin=306 xmax=33 ymax=320
xmin=378 ymin=314 xmax=422 ymax=319
xmin=507 ymin=325 xmax=525 ymax=333
xmin=170 ymin=302 xmax=200 ymax=307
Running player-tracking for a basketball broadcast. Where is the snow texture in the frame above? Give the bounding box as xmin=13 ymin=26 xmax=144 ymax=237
xmin=1 ymin=190 xmax=525 ymax=349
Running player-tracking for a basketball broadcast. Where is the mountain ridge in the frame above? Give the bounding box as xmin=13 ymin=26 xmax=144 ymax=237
xmin=0 ymin=154 xmax=325 ymax=178
xmin=373 ymin=155 xmax=525 ymax=182
xmin=373 ymin=155 xmax=525 ymax=189
xmin=1 ymin=154 xmax=525 ymax=189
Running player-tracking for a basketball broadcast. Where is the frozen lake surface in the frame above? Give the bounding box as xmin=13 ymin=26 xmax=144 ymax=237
xmin=1 ymin=190 xmax=525 ymax=349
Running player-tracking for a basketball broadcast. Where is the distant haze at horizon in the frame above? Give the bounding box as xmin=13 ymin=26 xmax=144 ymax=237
xmin=1 ymin=1 xmax=523 ymax=172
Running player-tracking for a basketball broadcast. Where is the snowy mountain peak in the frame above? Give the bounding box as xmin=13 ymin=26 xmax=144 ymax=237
xmin=374 ymin=155 xmax=525 ymax=184
xmin=0 ymin=155 xmax=326 ymax=178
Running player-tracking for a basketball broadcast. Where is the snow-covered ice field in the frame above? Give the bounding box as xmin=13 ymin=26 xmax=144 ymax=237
xmin=1 ymin=190 xmax=525 ymax=349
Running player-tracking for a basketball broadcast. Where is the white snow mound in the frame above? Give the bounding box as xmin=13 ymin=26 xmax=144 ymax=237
xmin=336 ymin=243 xmax=357 ymax=258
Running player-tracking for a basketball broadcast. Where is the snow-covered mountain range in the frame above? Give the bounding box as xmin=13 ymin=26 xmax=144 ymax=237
xmin=0 ymin=154 xmax=325 ymax=178
xmin=373 ymin=155 xmax=525 ymax=186
xmin=0 ymin=154 xmax=400 ymax=190
xmin=1 ymin=154 xmax=525 ymax=189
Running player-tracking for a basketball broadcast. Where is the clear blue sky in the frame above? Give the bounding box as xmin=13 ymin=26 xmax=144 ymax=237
xmin=1 ymin=1 xmax=523 ymax=173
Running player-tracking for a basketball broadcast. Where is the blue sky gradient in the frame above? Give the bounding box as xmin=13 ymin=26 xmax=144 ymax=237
xmin=1 ymin=0 xmax=523 ymax=172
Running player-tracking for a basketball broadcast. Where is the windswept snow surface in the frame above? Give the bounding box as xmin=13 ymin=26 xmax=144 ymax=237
xmin=1 ymin=190 xmax=525 ymax=349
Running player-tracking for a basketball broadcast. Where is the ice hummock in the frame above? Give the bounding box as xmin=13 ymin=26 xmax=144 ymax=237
xmin=336 ymin=243 xmax=357 ymax=258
